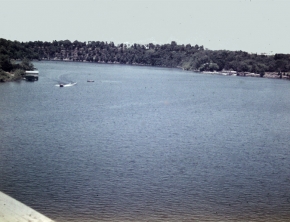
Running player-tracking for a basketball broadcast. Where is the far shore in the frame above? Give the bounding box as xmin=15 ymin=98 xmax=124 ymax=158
xmin=2 ymin=59 xmax=289 ymax=83
xmin=199 ymin=70 xmax=289 ymax=79
xmin=38 ymin=58 xmax=290 ymax=80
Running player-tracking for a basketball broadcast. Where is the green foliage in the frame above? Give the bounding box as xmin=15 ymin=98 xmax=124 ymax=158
xmin=13 ymin=69 xmax=25 ymax=80
xmin=0 ymin=69 xmax=11 ymax=82
xmin=1 ymin=37 xmax=290 ymax=75
xmin=19 ymin=58 xmax=34 ymax=70
xmin=0 ymin=55 xmax=13 ymax=71
xmin=199 ymin=62 xmax=219 ymax=71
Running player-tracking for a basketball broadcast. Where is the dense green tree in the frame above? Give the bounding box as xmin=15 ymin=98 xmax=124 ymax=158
xmin=1 ymin=37 xmax=290 ymax=77
xmin=0 ymin=55 xmax=13 ymax=71
xmin=19 ymin=58 xmax=34 ymax=70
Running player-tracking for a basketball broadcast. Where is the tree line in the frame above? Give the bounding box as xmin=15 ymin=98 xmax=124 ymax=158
xmin=0 ymin=38 xmax=35 ymax=81
xmin=1 ymin=38 xmax=290 ymax=81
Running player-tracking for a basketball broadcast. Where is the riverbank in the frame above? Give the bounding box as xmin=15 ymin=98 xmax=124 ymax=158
xmin=2 ymin=59 xmax=289 ymax=83
xmin=0 ymin=71 xmax=15 ymax=82
xmin=2 ymin=38 xmax=290 ymax=83
xmin=45 ymin=59 xmax=290 ymax=80
xmin=0 ymin=71 xmax=24 ymax=82
xmin=0 ymin=59 xmax=33 ymax=82
xmin=200 ymin=70 xmax=289 ymax=79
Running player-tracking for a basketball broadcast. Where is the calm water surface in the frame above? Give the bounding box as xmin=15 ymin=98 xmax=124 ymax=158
xmin=1 ymin=61 xmax=290 ymax=221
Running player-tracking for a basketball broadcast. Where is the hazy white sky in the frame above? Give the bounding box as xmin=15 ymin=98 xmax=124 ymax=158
xmin=1 ymin=0 xmax=289 ymax=54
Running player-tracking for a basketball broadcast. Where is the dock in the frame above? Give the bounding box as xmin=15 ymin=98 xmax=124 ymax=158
xmin=0 ymin=191 xmax=54 ymax=222
xmin=25 ymin=71 xmax=39 ymax=81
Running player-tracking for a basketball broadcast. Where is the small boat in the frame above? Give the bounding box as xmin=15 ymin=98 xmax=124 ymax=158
xmin=87 ymin=80 xmax=94 ymax=82
xmin=60 ymin=84 xmax=64 ymax=87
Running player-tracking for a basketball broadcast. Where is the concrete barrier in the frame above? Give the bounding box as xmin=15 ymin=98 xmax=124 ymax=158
xmin=0 ymin=191 xmax=54 ymax=222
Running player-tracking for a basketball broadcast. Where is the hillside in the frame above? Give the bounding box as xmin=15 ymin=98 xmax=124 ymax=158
xmin=1 ymin=38 xmax=290 ymax=80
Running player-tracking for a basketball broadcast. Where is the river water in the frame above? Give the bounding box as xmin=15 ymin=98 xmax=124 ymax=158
xmin=0 ymin=61 xmax=290 ymax=221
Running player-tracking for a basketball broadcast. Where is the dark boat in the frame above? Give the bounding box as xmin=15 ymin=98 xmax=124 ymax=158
xmin=60 ymin=84 xmax=64 ymax=87
xmin=87 ymin=80 xmax=94 ymax=82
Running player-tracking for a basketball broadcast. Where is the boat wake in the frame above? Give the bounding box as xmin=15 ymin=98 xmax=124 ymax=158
xmin=56 ymin=82 xmax=77 ymax=87
xmin=101 ymin=80 xmax=121 ymax=83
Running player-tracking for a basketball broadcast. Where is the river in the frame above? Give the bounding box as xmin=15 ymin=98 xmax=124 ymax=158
xmin=0 ymin=61 xmax=290 ymax=221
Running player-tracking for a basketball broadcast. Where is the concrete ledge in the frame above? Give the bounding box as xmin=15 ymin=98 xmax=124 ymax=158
xmin=0 ymin=191 xmax=54 ymax=222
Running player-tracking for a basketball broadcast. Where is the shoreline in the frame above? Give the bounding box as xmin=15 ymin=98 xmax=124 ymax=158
xmin=39 ymin=58 xmax=290 ymax=80
xmin=200 ymin=70 xmax=289 ymax=79
xmin=2 ymin=59 xmax=289 ymax=83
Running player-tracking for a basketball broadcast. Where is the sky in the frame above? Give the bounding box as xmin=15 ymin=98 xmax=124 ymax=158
xmin=1 ymin=0 xmax=289 ymax=54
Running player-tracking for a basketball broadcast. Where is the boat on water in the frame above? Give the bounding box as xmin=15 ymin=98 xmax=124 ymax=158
xmin=87 ymin=80 xmax=94 ymax=82
xmin=60 ymin=84 xmax=64 ymax=87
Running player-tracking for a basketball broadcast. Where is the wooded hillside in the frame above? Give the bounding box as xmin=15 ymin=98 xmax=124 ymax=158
xmin=1 ymin=38 xmax=290 ymax=79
